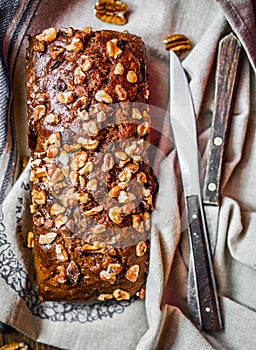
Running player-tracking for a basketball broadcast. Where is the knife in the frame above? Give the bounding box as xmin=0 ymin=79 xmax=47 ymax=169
xmin=203 ymin=34 xmax=241 ymax=252
xmin=169 ymin=50 xmax=223 ymax=331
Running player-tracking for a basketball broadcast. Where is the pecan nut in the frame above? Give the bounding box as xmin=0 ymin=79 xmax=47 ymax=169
xmin=95 ymin=0 xmax=128 ymax=25
xmin=163 ymin=34 xmax=192 ymax=55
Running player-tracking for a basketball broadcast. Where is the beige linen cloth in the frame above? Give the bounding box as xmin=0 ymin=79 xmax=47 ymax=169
xmin=1 ymin=0 xmax=256 ymax=349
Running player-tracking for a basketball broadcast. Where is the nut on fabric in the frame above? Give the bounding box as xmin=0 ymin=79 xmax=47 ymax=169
xmin=94 ymin=0 xmax=128 ymax=25
xmin=163 ymin=34 xmax=192 ymax=55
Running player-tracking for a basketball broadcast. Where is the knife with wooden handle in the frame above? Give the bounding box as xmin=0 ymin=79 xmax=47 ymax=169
xmin=169 ymin=50 xmax=223 ymax=331
xmin=203 ymin=33 xmax=241 ymax=206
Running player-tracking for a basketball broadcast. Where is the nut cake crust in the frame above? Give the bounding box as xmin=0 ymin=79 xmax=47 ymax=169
xmin=26 ymin=27 xmax=154 ymax=302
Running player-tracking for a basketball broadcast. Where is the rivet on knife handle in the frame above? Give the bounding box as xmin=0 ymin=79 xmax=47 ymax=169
xmin=203 ymin=33 xmax=241 ymax=205
xmin=186 ymin=195 xmax=223 ymax=331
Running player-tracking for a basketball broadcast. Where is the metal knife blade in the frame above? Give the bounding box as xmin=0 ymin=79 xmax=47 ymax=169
xmin=169 ymin=50 xmax=223 ymax=331
xmin=203 ymin=34 xmax=241 ymax=254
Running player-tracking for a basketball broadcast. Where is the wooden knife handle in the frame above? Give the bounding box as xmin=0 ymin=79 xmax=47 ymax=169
xmin=186 ymin=195 xmax=223 ymax=331
xmin=203 ymin=34 xmax=241 ymax=205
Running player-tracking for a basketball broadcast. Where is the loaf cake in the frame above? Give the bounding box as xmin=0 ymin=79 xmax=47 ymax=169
xmin=26 ymin=27 xmax=154 ymax=302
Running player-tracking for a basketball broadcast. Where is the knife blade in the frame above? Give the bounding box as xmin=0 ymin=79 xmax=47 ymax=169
xmin=169 ymin=50 xmax=223 ymax=331
xmin=203 ymin=34 xmax=241 ymax=253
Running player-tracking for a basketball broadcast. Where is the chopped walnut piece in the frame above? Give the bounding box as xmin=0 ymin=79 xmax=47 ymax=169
xmin=82 ymin=241 xmax=105 ymax=251
xmin=58 ymin=151 xmax=70 ymax=166
xmin=48 ymin=132 xmax=61 ymax=147
xmin=54 ymin=265 xmax=67 ymax=284
xmin=33 ymin=41 xmax=45 ymax=52
xmin=136 ymin=172 xmax=147 ymax=183
xmin=33 ymin=213 xmax=44 ymax=226
xmin=82 ymin=26 xmax=92 ymax=34
xmin=118 ymin=190 xmax=136 ymax=203
xmin=115 ymin=151 xmax=128 ymax=161
xmin=95 ymin=90 xmax=113 ymax=104
xmin=127 ymin=70 xmax=137 ymax=83
xmin=80 ymin=55 xmax=93 ymax=72
xmin=109 ymin=206 xmax=122 ymax=224
xmin=44 ymin=113 xmax=59 ymax=124
xmin=66 ymin=261 xmax=80 ymax=285
xmin=39 ymin=232 xmax=57 ymax=245
xmin=57 ymin=91 xmax=75 ymax=104
xmin=145 ymin=194 xmax=152 ymax=205
xmin=71 ymin=151 xmax=88 ymax=170
xmin=79 ymin=175 xmax=85 ymax=187
xmin=62 ymin=189 xmax=78 ymax=207
xmin=137 ymin=122 xmax=150 ymax=136
xmin=102 ymin=153 xmax=114 ymax=172
xmin=113 ymin=289 xmax=130 ymax=300
xmin=77 ymin=192 xmax=90 ymax=204
xmin=114 ymin=62 xmax=124 ymax=75
xmin=51 ymin=203 xmax=66 ymax=216
xmin=33 ymin=104 xmax=46 ymax=122
xmin=109 ymin=185 xmax=121 ymax=198
xmin=99 ymin=270 xmax=116 ymax=284
xmin=115 ymin=84 xmax=127 ymax=100
xmin=29 ymin=170 xmax=37 ymax=182
xmin=83 ymin=120 xmax=98 ymax=137
xmin=86 ymin=178 xmax=98 ymax=191
xmin=132 ymin=214 xmax=144 ymax=233
xmin=142 ymin=186 xmax=151 ymax=197
xmin=55 ymin=215 xmax=68 ymax=229
xmin=78 ymin=108 xmax=89 ymax=120
xmin=125 ymin=162 xmax=139 ymax=173
xmin=50 ymin=46 xmax=64 ymax=60
xmin=136 ymin=241 xmax=147 ymax=257
xmin=136 ymin=287 xmax=145 ymax=299
xmin=30 ymin=204 xmax=37 ymax=214
xmin=47 ymin=145 xmax=59 ymax=158
xmin=77 ymin=137 xmax=99 ymax=150
xmin=132 ymin=108 xmax=143 ymax=120
xmin=55 ymin=244 xmax=68 ymax=262
xmin=98 ymin=293 xmax=113 ymax=301
xmin=125 ymin=142 xmax=137 ymax=155
xmin=122 ymin=201 xmax=136 ymax=214
xmin=35 ymin=167 xmax=47 ymax=178
xmin=27 ymin=231 xmax=34 ymax=248
xmin=74 ymin=96 xmax=88 ymax=110
xmin=32 ymin=189 xmax=46 ymax=205
xmin=131 ymin=155 xmax=142 ymax=163
xmin=63 ymin=143 xmax=81 ymax=152
xmin=69 ymin=170 xmax=79 ymax=185
xmin=79 ymin=161 xmax=93 ymax=175
xmin=36 ymin=27 xmax=57 ymax=42
xmin=84 ymin=205 xmax=104 ymax=216
xmin=125 ymin=264 xmax=139 ymax=282
xmin=51 ymin=168 xmax=64 ymax=183
xmin=118 ymin=168 xmax=132 ymax=182
xmin=107 ymin=263 xmax=122 ymax=275
xmin=106 ymin=38 xmax=122 ymax=58
xmin=60 ymin=27 xmax=74 ymax=36
xmin=141 ymin=211 xmax=150 ymax=220
xmin=66 ymin=37 xmax=84 ymax=52
xmin=97 ymin=110 xmax=107 ymax=122
xmin=74 ymin=66 xmax=86 ymax=85
xmin=31 ymin=159 xmax=41 ymax=168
